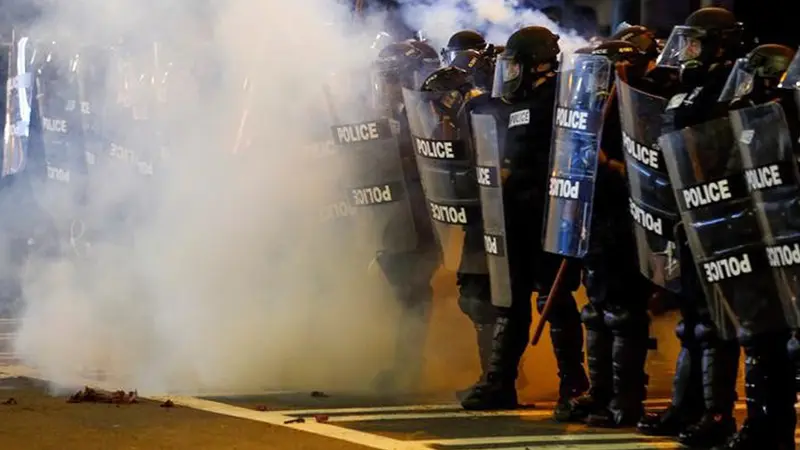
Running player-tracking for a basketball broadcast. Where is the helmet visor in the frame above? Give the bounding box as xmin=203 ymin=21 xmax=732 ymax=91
xmin=491 ymin=53 xmax=521 ymax=98
xmin=442 ymin=50 xmax=462 ymax=66
xmin=370 ymin=68 xmax=403 ymax=112
xmin=718 ymin=58 xmax=754 ymax=103
xmin=656 ymin=26 xmax=704 ymax=69
xmin=779 ymin=49 xmax=800 ymax=90
xmin=558 ymin=53 xmax=612 ymax=112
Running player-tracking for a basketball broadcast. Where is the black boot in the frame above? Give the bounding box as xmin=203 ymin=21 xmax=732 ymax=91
xmin=456 ymin=323 xmax=494 ymax=401
xmin=638 ymin=320 xmax=703 ymax=436
xmin=715 ymin=332 xmax=796 ymax=450
xmin=678 ymin=339 xmax=739 ymax=448
xmin=549 ymin=299 xmax=590 ymax=422
xmin=460 ymin=316 xmax=527 ymax=410
xmin=572 ymin=304 xmax=613 ymax=422
xmin=589 ymin=328 xmax=649 ymax=427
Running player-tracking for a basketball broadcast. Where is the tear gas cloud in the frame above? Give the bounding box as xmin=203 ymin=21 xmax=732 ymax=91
xmin=13 ymin=0 xmax=402 ymax=394
xmin=398 ymin=0 xmax=590 ymax=55
xmin=8 ymin=0 xmax=586 ymax=395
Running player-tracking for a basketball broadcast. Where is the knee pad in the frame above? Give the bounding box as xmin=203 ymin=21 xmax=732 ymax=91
xmin=675 ymin=320 xmax=695 ymax=344
xmin=694 ymin=321 xmax=720 ymax=349
xmin=604 ymin=307 xmax=649 ymax=337
xmin=580 ymin=303 xmax=605 ymax=330
xmin=457 ymin=294 xmax=495 ymax=325
xmin=788 ymin=333 xmax=800 ymax=361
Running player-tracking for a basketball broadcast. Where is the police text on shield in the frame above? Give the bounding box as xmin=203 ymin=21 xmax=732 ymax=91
xmin=703 ymin=254 xmax=753 ymax=283
xmin=745 ymin=164 xmax=784 ymax=191
xmin=682 ymin=179 xmax=732 ymax=209
xmin=555 ymin=107 xmax=588 ymax=131
xmin=622 ymin=131 xmax=659 ymax=169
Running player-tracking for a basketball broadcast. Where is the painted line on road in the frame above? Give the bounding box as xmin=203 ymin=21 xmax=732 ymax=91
xmin=323 ymin=409 xmax=554 ymax=422
xmin=416 ymin=434 xmax=672 ymax=446
xmin=150 ymin=395 xmax=431 ymax=450
xmin=275 ymin=404 xmax=465 ymax=416
xmin=452 ymin=443 xmax=681 ymax=450
xmin=0 ymin=365 xmax=430 ymax=450
xmin=271 ymin=399 xmax=671 ymax=417
xmin=318 ymin=402 xmax=754 ymax=423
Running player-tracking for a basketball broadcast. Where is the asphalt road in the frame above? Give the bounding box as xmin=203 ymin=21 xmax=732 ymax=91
xmin=5 ymin=368 xmax=798 ymax=450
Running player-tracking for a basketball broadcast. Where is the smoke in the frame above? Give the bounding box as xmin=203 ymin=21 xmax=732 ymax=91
xmin=6 ymin=0 xmax=590 ymax=397
xmin=8 ymin=0 xmax=416 ymax=394
xmin=397 ymin=0 xmax=590 ymax=55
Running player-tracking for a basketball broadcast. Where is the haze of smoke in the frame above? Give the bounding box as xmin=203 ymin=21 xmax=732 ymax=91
xmin=399 ymin=0 xmax=589 ymax=55
xmin=10 ymin=0 xmax=417 ymax=395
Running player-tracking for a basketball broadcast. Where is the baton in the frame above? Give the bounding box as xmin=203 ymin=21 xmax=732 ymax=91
xmin=531 ymin=258 xmax=568 ymax=346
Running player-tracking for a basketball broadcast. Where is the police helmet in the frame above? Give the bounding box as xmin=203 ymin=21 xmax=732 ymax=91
xmin=656 ymin=7 xmax=745 ymax=69
xmin=720 ymin=44 xmax=796 ymax=103
xmin=421 ymin=66 xmax=473 ymax=93
xmin=421 ymin=66 xmax=476 ymax=115
xmin=372 ymin=39 xmax=441 ymax=110
xmin=442 ymin=30 xmax=487 ymax=64
xmin=492 ymin=26 xmax=560 ymax=99
xmin=612 ymin=25 xmax=659 ymax=58
xmin=450 ymin=48 xmax=495 ymax=90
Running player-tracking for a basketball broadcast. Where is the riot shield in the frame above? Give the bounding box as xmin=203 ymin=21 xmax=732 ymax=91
xmin=329 ymin=117 xmax=418 ymax=254
xmin=730 ymin=103 xmax=800 ymax=328
xmin=402 ymin=87 xmax=486 ymax=273
xmin=659 ymin=117 xmax=786 ymax=340
xmin=299 ymin=136 xmax=359 ymax=231
xmin=31 ymin=42 xmax=90 ymax=254
xmin=542 ymin=54 xmax=612 ymax=258
xmin=616 ymin=77 xmax=681 ymax=293
xmin=3 ymin=32 xmax=34 ymax=177
xmin=471 ymin=112 xmax=511 ymax=307
xmin=34 ymin=44 xmax=88 ymax=197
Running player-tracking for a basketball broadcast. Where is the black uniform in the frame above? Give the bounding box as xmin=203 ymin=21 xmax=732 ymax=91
xmin=635 ymin=8 xmax=748 ymax=448
xmin=370 ymin=39 xmax=442 ymax=392
xmin=710 ymin=43 xmax=799 ymax=450
xmin=410 ymin=66 xmax=494 ymax=400
xmin=567 ymin=41 xmax=655 ymax=428
xmin=460 ymin=26 xmax=588 ymax=415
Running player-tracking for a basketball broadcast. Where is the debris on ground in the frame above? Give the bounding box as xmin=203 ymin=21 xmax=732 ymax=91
xmin=160 ymin=400 xmax=174 ymax=408
xmin=284 ymin=418 xmax=305 ymax=424
xmin=254 ymin=405 xmax=268 ymax=411
xmin=314 ymin=414 xmax=329 ymax=423
xmin=67 ymin=387 xmax=138 ymax=404
xmin=310 ymin=391 xmax=329 ymax=398
xmin=2 ymin=398 xmax=17 ymax=405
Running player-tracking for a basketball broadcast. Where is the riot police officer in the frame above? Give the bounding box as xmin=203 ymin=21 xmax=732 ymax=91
xmin=545 ymin=40 xmax=656 ymax=428
xmin=368 ymin=39 xmax=443 ymax=393
xmin=402 ymin=66 xmax=490 ymax=400
xmin=636 ymin=7 xmax=750 ymax=448
xmin=449 ymin=49 xmax=495 ymax=91
xmin=707 ymin=43 xmax=799 ymax=450
xmin=628 ymin=8 xmax=743 ymax=446
xmin=463 ymin=26 xmax=589 ymax=418
xmin=441 ymin=30 xmax=487 ymax=66
xmin=780 ymin=50 xmax=800 ymax=396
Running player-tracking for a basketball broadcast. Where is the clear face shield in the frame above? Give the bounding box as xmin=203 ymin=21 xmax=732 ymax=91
xmin=441 ymin=49 xmax=461 ymax=66
xmin=718 ymin=58 xmax=754 ymax=103
xmin=491 ymin=52 xmax=521 ymax=98
xmin=778 ymin=50 xmax=800 ymax=90
xmin=371 ymin=68 xmax=404 ymax=113
xmin=656 ymin=26 xmax=704 ymax=69
xmin=558 ymin=53 xmax=612 ymax=112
